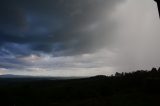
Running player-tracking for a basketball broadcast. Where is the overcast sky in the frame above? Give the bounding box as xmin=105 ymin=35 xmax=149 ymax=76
xmin=0 ymin=0 xmax=159 ymax=76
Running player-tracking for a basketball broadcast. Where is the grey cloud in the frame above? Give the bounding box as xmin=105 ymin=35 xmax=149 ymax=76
xmin=0 ymin=0 xmax=124 ymax=56
xmin=0 ymin=56 xmax=30 ymax=70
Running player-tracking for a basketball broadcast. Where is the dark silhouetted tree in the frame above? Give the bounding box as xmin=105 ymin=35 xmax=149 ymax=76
xmin=158 ymin=67 xmax=160 ymax=72
xmin=151 ymin=67 xmax=157 ymax=72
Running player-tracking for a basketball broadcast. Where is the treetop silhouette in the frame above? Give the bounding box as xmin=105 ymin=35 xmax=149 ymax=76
xmin=154 ymin=0 xmax=160 ymax=17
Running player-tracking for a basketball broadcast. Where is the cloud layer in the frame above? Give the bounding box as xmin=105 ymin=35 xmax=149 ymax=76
xmin=0 ymin=0 xmax=160 ymax=76
xmin=0 ymin=0 xmax=124 ymax=56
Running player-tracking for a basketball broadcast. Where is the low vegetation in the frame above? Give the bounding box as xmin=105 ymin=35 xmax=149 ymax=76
xmin=0 ymin=68 xmax=160 ymax=106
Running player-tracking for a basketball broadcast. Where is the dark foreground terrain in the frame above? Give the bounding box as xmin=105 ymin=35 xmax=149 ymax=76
xmin=0 ymin=68 xmax=160 ymax=106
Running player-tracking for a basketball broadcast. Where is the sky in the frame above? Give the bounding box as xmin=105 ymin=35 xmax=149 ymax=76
xmin=0 ymin=0 xmax=159 ymax=76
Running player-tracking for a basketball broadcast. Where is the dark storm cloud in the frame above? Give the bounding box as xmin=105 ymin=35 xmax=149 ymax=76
xmin=0 ymin=0 xmax=124 ymax=56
